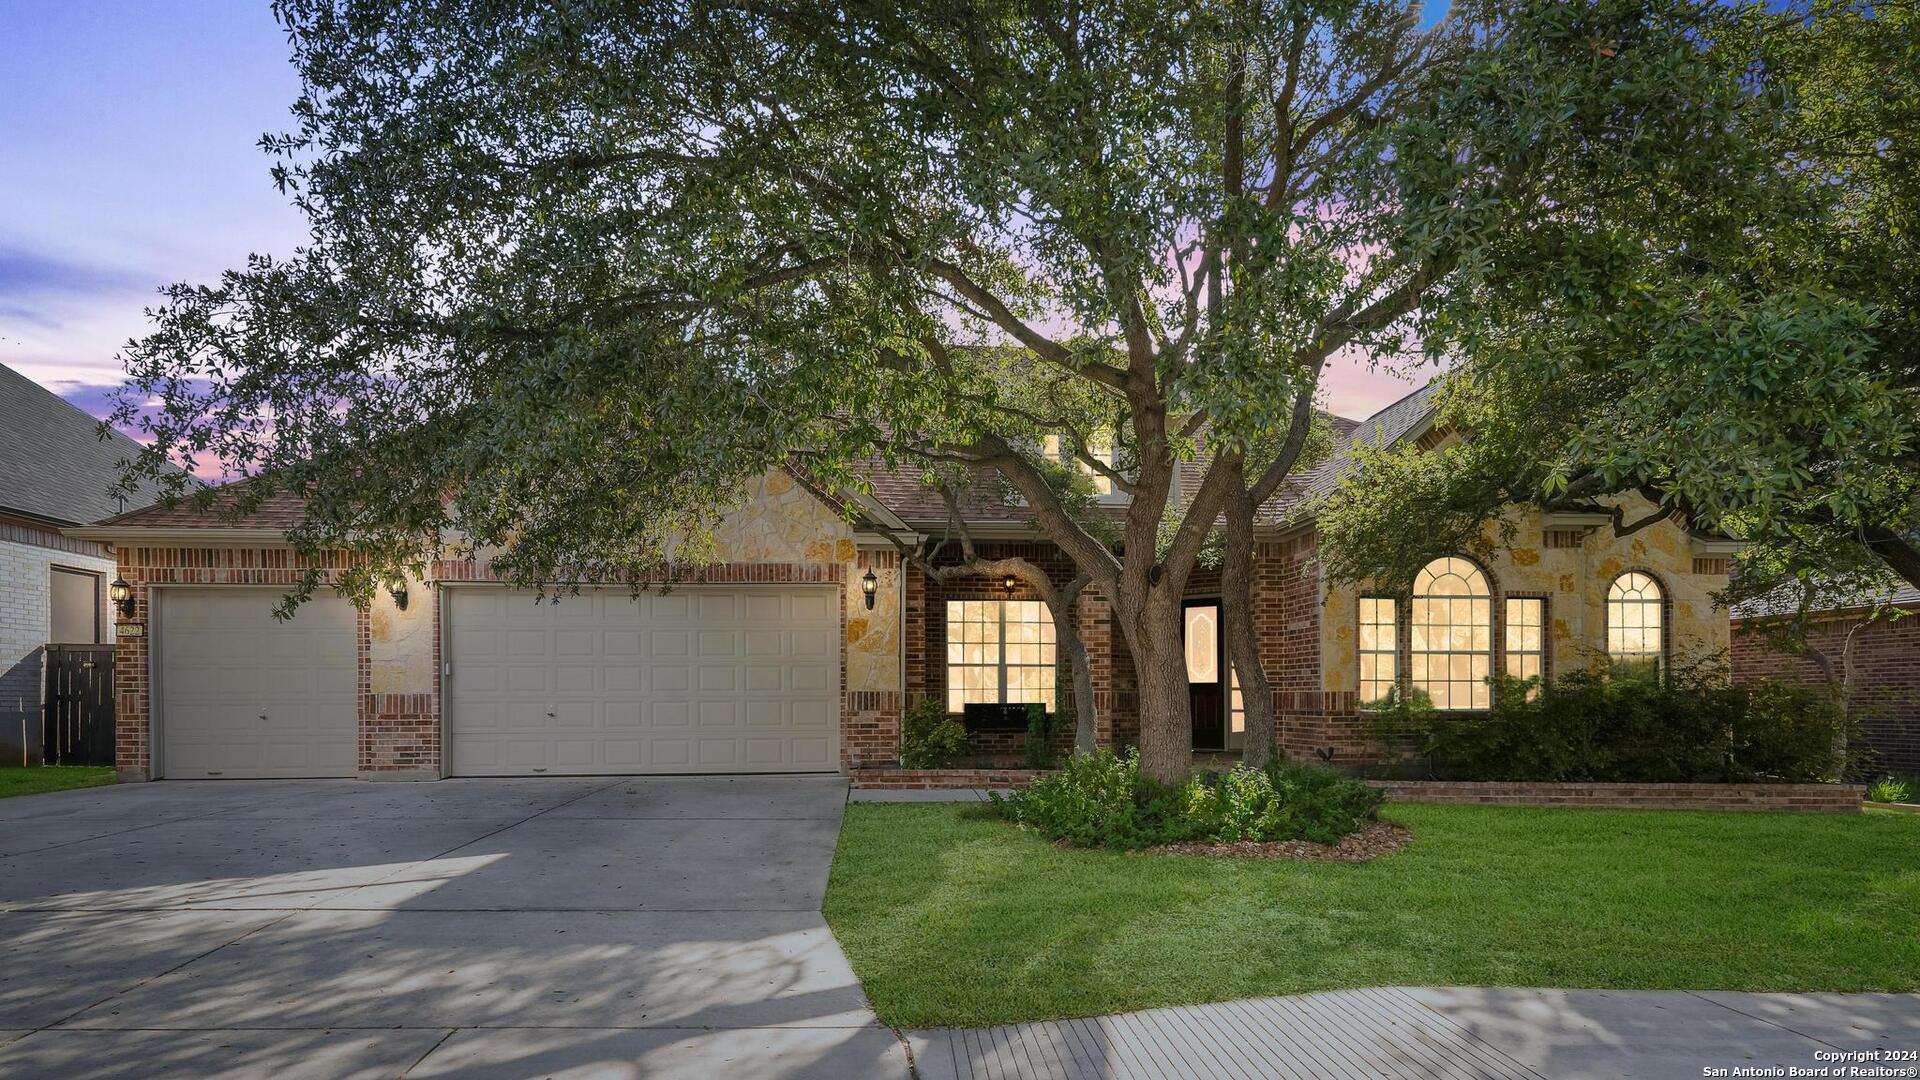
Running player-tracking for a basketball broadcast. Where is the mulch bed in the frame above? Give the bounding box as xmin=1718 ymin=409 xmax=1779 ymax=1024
xmin=1148 ymin=820 xmax=1413 ymax=862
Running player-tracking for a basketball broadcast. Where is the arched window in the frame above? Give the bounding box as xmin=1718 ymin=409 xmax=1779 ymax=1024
xmin=1607 ymin=572 xmax=1665 ymax=670
xmin=1410 ymin=557 xmax=1493 ymax=710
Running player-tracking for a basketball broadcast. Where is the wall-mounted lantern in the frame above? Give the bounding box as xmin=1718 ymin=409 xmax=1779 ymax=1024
xmin=388 ymin=575 xmax=410 ymax=611
xmin=109 ymin=577 xmax=134 ymax=619
xmin=860 ymin=569 xmax=878 ymax=610
xmin=1002 ymin=572 xmax=1018 ymax=596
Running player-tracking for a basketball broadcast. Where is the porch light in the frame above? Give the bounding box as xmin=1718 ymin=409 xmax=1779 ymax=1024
xmin=109 ymin=577 xmax=134 ymax=619
xmin=387 ymin=576 xmax=409 ymax=611
xmin=860 ymin=569 xmax=878 ymax=610
xmin=1002 ymin=572 xmax=1018 ymax=595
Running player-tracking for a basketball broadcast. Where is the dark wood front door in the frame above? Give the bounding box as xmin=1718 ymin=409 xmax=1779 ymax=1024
xmin=1183 ymin=600 xmax=1225 ymax=750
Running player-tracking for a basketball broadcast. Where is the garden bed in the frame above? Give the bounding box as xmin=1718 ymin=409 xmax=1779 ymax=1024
xmin=1149 ymin=820 xmax=1412 ymax=862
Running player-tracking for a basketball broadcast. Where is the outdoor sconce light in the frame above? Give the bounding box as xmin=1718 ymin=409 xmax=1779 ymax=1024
xmin=860 ymin=569 xmax=878 ymax=610
xmin=1002 ymin=572 xmax=1018 ymax=596
xmin=109 ymin=577 xmax=134 ymax=619
xmin=388 ymin=576 xmax=409 ymax=611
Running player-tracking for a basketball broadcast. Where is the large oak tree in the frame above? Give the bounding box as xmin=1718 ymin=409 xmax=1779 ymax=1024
xmin=117 ymin=0 xmax=1803 ymax=780
xmin=1314 ymin=0 xmax=1918 ymax=626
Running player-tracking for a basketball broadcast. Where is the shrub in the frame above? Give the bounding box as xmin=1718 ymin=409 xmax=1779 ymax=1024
xmin=1867 ymin=774 xmax=1914 ymax=804
xmin=900 ymin=698 xmax=969 ymax=769
xmin=1373 ymin=669 xmax=1854 ymax=783
xmin=991 ymin=749 xmax=1382 ymax=850
xmin=1022 ymin=703 xmax=1061 ymax=769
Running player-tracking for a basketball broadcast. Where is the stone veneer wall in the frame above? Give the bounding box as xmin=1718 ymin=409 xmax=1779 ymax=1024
xmin=1307 ymin=496 xmax=1733 ymax=765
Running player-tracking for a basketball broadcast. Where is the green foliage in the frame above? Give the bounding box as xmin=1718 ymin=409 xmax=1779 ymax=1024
xmin=990 ymin=749 xmax=1381 ymax=850
xmin=900 ymin=698 xmax=969 ymax=770
xmin=1867 ymin=775 xmax=1914 ymax=806
xmin=1021 ymin=703 xmax=1060 ymax=770
xmin=1374 ymin=671 xmax=1855 ymax=783
xmin=0 ymin=767 xmax=114 ymax=800
xmin=1319 ymin=0 xmax=1920 ymax=600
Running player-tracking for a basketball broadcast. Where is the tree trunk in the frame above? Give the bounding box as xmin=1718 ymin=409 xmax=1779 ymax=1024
xmin=1123 ymin=591 xmax=1193 ymax=783
xmin=1221 ymin=480 xmax=1276 ymax=769
xmin=1052 ymin=579 xmax=1099 ymax=756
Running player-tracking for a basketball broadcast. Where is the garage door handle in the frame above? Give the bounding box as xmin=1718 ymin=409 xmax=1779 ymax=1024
xmin=546 ymin=711 xmax=556 ymax=718
xmin=258 ymin=714 xmax=268 ymax=721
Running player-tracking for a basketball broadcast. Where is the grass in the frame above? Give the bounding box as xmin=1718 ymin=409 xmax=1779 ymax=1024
xmin=823 ymin=801 xmax=1920 ymax=1028
xmin=0 ymin=766 xmax=114 ymax=800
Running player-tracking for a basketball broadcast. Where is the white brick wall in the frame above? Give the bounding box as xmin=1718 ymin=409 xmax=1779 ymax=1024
xmin=1 ymin=535 xmax=115 ymax=764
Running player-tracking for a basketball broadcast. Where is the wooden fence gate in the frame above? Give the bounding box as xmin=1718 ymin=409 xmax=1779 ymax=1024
xmin=43 ymin=644 xmax=115 ymax=767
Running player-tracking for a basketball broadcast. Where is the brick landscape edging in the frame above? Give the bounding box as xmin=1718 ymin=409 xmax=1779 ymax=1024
xmin=849 ymin=770 xmax=1864 ymax=811
xmin=1369 ymin=780 xmax=1864 ymax=813
xmin=849 ymin=768 xmax=1048 ymax=790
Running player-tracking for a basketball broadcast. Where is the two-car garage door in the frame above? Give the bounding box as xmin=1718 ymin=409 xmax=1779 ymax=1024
xmin=152 ymin=585 xmax=839 ymax=779
xmin=444 ymin=587 xmax=840 ymax=776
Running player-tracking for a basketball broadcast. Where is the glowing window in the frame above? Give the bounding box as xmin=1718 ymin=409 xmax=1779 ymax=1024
xmin=1607 ymin=572 xmax=1664 ymax=670
xmin=1409 ymin=557 xmax=1492 ymax=710
xmin=945 ymin=599 xmax=1056 ymax=711
xmin=1358 ymin=597 xmax=1398 ymax=706
xmin=1504 ymin=597 xmax=1546 ymax=694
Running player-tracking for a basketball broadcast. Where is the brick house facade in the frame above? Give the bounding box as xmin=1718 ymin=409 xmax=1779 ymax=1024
xmin=72 ymin=384 xmax=1736 ymax=781
xmin=1731 ymin=596 xmax=1920 ymax=774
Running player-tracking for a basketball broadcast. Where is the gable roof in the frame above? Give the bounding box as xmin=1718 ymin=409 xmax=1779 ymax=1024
xmin=0 ymin=362 xmax=168 ymax=526
xmin=1259 ymin=382 xmax=1441 ymax=524
xmin=82 ymin=385 xmax=1447 ymax=539
xmin=94 ymin=478 xmax=308 ymax=531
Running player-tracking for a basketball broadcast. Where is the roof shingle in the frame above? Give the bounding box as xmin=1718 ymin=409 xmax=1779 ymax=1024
xmin=0 ymin=362 xmax=168 ymax=525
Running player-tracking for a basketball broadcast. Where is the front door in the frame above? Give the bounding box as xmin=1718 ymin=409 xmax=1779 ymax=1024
xmin=1184 ymin=600 xmax=1225 ymax=750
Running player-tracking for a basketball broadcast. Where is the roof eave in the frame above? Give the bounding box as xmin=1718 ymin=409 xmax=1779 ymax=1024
xmin=64 ymin=525 xmax=295 ymax=546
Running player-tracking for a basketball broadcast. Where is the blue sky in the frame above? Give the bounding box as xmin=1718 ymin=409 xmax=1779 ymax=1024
xmin=0 ymin=2 xmax=306 ymax=417
xmin=2 ymin=2 xmax=1441 ymax=427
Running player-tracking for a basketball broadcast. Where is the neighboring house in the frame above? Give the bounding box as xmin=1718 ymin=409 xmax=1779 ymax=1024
xmin=71 ymin=383 xmax=1737 ymax=781
xmin=1731 ymin=586 xmax=1920 ymax=774
xmin=0 ymin=362 xmax=163 ymax=765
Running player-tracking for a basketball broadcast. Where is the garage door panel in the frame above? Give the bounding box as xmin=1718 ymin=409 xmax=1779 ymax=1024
xmin=158 ymin=589 xmax=356 ymax=779
xmin=448 ymin=586 xmax=839 ymax=776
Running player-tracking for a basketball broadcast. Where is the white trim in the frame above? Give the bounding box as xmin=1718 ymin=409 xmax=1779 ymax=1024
xmin=1540 ymin=511 xmax=1613 ymax=530
xmin=1690 ymin=536 xmax=1747 ymax=557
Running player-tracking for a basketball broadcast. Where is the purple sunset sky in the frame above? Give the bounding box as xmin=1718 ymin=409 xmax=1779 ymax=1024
xmin=1 ymin=2 xmax=1434 ymax=435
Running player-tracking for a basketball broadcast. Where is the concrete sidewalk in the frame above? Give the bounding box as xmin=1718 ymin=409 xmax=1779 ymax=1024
xmin=907 ymin=987 xmax=1920 ymax=1080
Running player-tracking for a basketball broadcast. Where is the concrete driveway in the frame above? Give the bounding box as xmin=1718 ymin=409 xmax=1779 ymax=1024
xmin=0 ymin=775 xmax=908 ymax=1079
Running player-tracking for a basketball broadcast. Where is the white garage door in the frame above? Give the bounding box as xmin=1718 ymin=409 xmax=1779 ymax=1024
xmin=446 ymin=587 xmax=840 ymax=776
xmin=156 ymin=588 xmax=358 ymax=779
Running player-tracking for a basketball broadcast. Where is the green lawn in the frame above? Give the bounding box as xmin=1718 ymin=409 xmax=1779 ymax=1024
xmin=823 ymin=802 xmax=1920 ymax=1028
xmin=0 ymin=766 xmax=114 ymax=800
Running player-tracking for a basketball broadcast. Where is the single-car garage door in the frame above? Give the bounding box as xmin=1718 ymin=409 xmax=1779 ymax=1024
xmin=446 ymin=587 xmax=839 ymax=775
xmin=155 ymin=588 xmax=358 ymax=779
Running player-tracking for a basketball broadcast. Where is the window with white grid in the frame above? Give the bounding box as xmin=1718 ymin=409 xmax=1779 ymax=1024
xmin=1607 ymin=572 xmax=1664 ymax=670
xmin=1409 ymin=557 xmax=1492 ymax=710
xmin=945 ymin=599 xmax=1056 ymax=711
xmin=1504 ymin=597 xmax=1545 ymax=695
xmin=1358 ymin=597 xmax=1398 ymax=706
